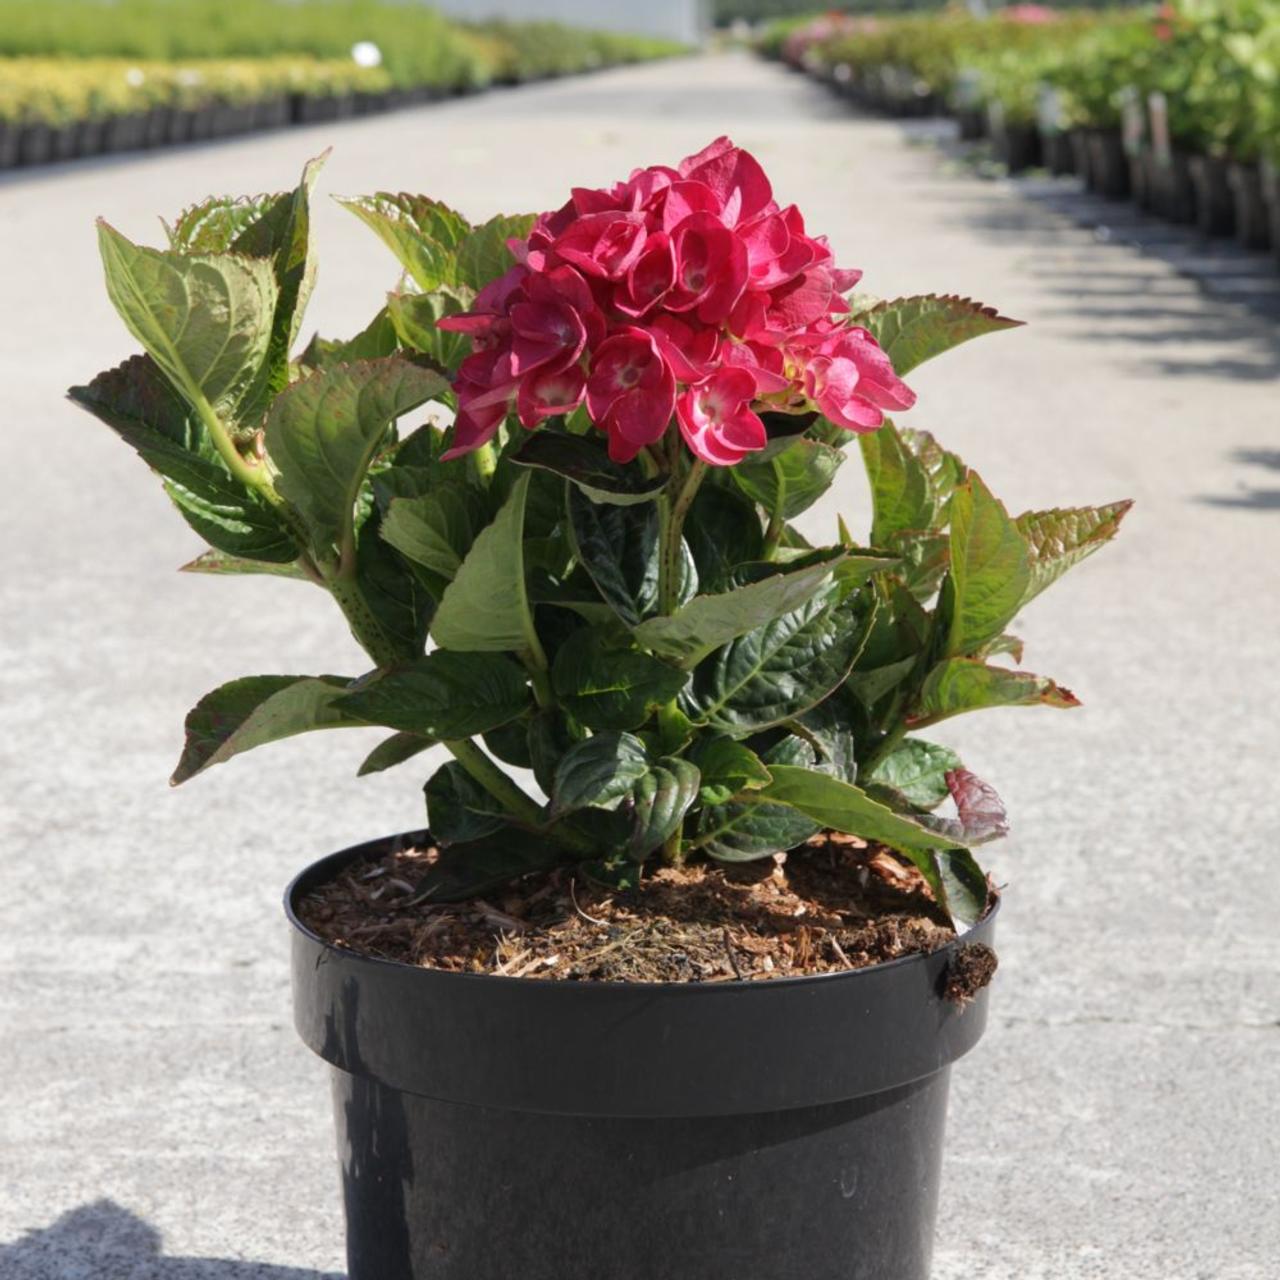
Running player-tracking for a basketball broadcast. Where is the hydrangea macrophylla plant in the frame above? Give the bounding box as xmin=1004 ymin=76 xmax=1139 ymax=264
xmin=74 ymin=150 xmax=1128 ymax=924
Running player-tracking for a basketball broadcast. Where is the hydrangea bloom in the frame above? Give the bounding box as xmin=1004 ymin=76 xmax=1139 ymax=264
xmin=440 ymin=137 xmax=915 ymax=466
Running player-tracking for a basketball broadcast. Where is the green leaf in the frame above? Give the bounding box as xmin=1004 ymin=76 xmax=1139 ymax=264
xmin=511 ymin=431 xmax=669 ymax=506
xmin=172 ymin=674 xmax=358 ymax=784
xmin=430 ymin=471 xmax=541 ymax=655
xmin=167 ymin=193 xmax=283 ymax=253
xmin=914 ymin=658 xmax=1081 ymax=724
xmin=625 ymin=757 xmax=700 ymax=860
xmin=865 ymin=738 xmax=963 ymax=811
xmin=859 ymin=420 xmax=936 ymax=547
xmin=409 ymin=830 xmax=569 ymax=904
xmin=851 ymin=295 xmax=1022 ymax=377
xmin=353 ymin=507 xmax=435 ymax=659
xmin=551 ymin=732 xmax=652 ymax=816
xmin=732 ymin=436 xmax=843 ymax=519
xmin=357 ymin=731 xmax=435 ymax=777
xmin=551 ymin=630 xmax=688 ymax=732
xmin=425 ymin=761 xmax=508 ymax=844
xmin=266 ymin=357 xmax=447 ymax=558
xmin=688 ymin=734 xmax=771 ymax=805
xmin=339 ymin=650 xmax=531 ymax=739
xmin=681 ymin=590 xmax=871 ymax=733
xmin=900 ymin=428 xmax=966 ymax=504
xmin=455 ymin=213 xmax=536 ymax=291
xmin=179 ymin=549 xmax=308 ymax=579
xmin=683 ymin=484 xmax=764 ymax=591
xmin=1016 ymin=501 xmax=1132 ymax=606
xmin=69 ymin=356 xmax=297 ymax=562
xmin=300 ymin=307 xmax=399 ymax=372
xmin=386 ymin=288 xmax=471 ymax=373
xmin=788 ymin=694 xmax=859 ymax=783
xmin=97 ymin=221 xmax=278 ymax=422
xmin=759 ymin=765 xmax=967 ymax=856
xmin=337 ymin=192 xmax=472 ymax=292
xmin=696 ymin=736 xmax=820 ymax=861
xmin=567 ymin=487 xmax=661 ymax=628
xmin=885 ymin=530 xmax=950 ymax=601
xmin=632 ymin=550 xmax=847 ymax=666
xmin=931 ymin=849 xmax=990 ymax=928
xmin=945 ymin=472 xmax=1031 ymax=658
xmin=381 ymin=486 xmax=491 ymax=581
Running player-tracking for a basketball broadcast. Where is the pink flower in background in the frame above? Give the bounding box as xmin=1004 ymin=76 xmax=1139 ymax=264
xmin=441 ymin=136 xmax=915 ymax=467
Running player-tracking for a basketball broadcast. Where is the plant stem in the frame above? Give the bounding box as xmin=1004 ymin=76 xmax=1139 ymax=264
xmin=470 ymin=441 xmax=497 ymax=486
xmin=858 ymin=721 xmax=907 ymax=783
xmin=658 ymin=457 xmax=708 ymax=615
xmin=445 ymin=738 xmax=546 ymax=827
xmin=762 ymin=505 xmax=786 ymax=560
xmin=193 ymin=393 xmax=276 ymax=498
xmin=327 ymin=570 xmax=403 ymax=668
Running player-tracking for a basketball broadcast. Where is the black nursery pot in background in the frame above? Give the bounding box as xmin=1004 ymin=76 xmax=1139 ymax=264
xmin=1188 ymin=153 xmax=1236 ymax=238
xmin=1227 ymin=161 xmax=1271 ymax=251
xmin=288 ymin=833 xmax=998 ymax=1280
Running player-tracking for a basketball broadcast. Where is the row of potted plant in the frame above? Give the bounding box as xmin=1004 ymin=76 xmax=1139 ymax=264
xmin=0 ymin=0 xmax=685 ymax=89
xmin=0 ymin=21 xmax=684 ymax=171
xmin=762 ymin=3 xmax=1280 ymax=261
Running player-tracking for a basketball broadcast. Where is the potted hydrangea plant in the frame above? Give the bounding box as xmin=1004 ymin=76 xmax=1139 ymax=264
xmin=75 ymin=141 xmax=1127 ymax=1280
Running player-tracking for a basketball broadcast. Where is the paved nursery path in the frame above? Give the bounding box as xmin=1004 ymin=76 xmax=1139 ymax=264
xmin=1 ymin=51 xmax=1276 ymax=1280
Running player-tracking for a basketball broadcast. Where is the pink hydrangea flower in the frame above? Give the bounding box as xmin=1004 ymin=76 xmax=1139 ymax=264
xmin=440 ymin=137 xmax=915 ymax=467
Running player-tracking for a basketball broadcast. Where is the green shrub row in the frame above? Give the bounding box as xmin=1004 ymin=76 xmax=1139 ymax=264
xmin=763 ymin=2 xmax=1280 ymax=162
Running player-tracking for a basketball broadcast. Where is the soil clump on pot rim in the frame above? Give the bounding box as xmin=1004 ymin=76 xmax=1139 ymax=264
xmin=298 ymin=832 xmax=998 ymax=987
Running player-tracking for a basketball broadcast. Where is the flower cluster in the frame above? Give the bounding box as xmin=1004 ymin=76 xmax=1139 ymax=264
xmin=440 ymin=137 xmax=916 ymax=466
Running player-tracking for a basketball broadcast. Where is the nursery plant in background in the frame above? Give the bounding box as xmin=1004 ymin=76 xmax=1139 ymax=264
xmin=75 ymin=141 xmax=1127 ymax=1280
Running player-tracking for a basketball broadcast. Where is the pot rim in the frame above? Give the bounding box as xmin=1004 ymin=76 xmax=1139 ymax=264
xmin=284 ymin=828 xmax=999 ymax=995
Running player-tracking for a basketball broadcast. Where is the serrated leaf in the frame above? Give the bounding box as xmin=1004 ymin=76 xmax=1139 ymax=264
xmin=626 ymin=757 xmax=700 ymax=860
xmin=688 ymin=735 xmax=771 ymax=805
xmin=759 ymin=764 xmax=967 ymax=853
xmin=851 ymin=294 xmax=1022 ymax=378
xmin=681 ymin=590 xmax=871 ymax=732
xmin=409 ymin=830 xmax=568 ymax=904
xmin=946 ymin=472 xmax=1031 ymax=658
xmin=632 ymin=549 xmax=847 ymax=666
xmin=353 ymin=507 xmax=435 ymax=660
xmin=430 ymin=471 xmax=541 ymax=655
xmin=301 ymin=307 xmax=399 ymax=372
xmin=425 ymin=761 xmax=509 ymax=844
xmin=732 ymin=436 xmax=844 ymax=519
xmin=97 ymin=221 xmax=278 ymax=423
xmin=69 ymin=356 xmax=297 ymax=562
xmin=696 ymin=736 xmax=820 ymax=861
xmin=920 ymin=769 xmax=1009 ymax=845
xmin=864 ymin=738 xmax=963 ymax=811
xmin=511 ymin=431 xmax=668 ymax=506
xmin=551 ymin=732 xmax=652 ymax=816
xmin=859 ymin=420 xmax=936 ymax=547
xmin=455 ymin=213 xmax=536 ymax=291
xmin=338 ymin=192 xmax=472 ymax=291
xmin=567 ymin=487 xmax=662 ymax=627
xmin=900 ymin=428 xmax=966 ymax=504
xmin=266 ymin=358 xmax=447 ymax=558
xmin=1016 ymin=501 xmax=1132 ymax=606
xmin=682 ymin=484 xmax=764 ymax=591
xmin=338 ymin=650 xmax=531 ymax=739
xmin=172 ymin=674 xmax=358 ymax=784
xmin=551 ymin=630 xmax=688 ymax=732
xmin=386 ymin=288 xmax=471 ymax=373
xmin=357 ymin=731 xmax=436 ymax=777
xmin=381 ymin=486 xmax=491 ymax=581
xmin=913 ymin=658 xmax=1080 ymax=724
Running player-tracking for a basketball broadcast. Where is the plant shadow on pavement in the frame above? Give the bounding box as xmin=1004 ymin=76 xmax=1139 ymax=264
xmin=0 ymin=1201 xmax=344 ymax=1280
xmin=1197 ymin=448 xmax=1280 ymax=511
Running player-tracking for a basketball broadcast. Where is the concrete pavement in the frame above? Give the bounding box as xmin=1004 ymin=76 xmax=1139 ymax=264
xmin=1 ymin=51 xmax=1276 ymax=1279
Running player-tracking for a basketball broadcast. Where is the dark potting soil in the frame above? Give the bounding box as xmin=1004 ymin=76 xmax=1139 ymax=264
xmin=298 ymin=833 xmax=996 ymax=985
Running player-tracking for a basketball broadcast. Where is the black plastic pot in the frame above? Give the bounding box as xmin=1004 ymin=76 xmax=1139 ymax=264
xmin=18 ymin=122 xmax=53 ymax=166
xmin=1151 ymin=148 xmax=1197 ymax=223
xmin=1188 ymin=153 xmax=1235 ymax=238
xmin=990 ymin=116 xmax=1041 ymax=173
xmin=1227 ymin=161 xmax=1270 ymax=251
xmin=51 ymin=124 xmax=78 ymax=162
xmin=955 ymin=106 xmax=987 ymax=141
xmin=1128 ymin=147 xmax=1156 ymax=211
xmin=288 ymin=832 xmax=998 ymax=1280
xmin=1040 ymin=129 xmax=1075 ymax=176
xmin=0 ymin=121 xmax=19 ymax=169
xmin=1261 ymin=160 xmax=1280 ymax=268
xmin=1085 ymin=128 xmax=1130 ymax=199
